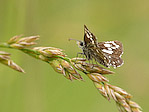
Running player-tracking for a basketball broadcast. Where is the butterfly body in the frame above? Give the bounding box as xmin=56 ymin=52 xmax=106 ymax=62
xmin=77 ymin=25 xmax=124 ymax=68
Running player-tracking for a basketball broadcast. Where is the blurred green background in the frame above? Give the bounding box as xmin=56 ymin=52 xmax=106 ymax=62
xmin=0 ymin=0 xmax=148 ymax=112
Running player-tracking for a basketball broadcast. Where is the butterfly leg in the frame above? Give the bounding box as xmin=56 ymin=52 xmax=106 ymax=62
xmin=75 ymin=52 xmax=84 ymax=62
xmin=77 ymin=52 xmax=84 ymax=58
xmin=94 ymin=58 xmax=98 ymax=65
xmin=91 ymin=59 xmax=95 ymax=68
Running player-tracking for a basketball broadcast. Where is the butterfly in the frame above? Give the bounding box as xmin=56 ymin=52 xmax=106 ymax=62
xmin=70 ymin=25 xmax=124 ymax=68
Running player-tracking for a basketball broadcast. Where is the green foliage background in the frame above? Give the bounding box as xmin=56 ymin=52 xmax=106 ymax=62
xmin=0 ymin=0 xmax=148 ymax=112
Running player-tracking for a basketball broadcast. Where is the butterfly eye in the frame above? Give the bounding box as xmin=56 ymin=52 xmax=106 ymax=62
xmin=80 ymin=42 xmax=84 ymax=46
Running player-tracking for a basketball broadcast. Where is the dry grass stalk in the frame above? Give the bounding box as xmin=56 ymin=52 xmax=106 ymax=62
xmin=0 ymin=51 xmax=25 ymax=73
xmin=71 ymin=58 xmax=142 ymax=112
xmin=0 ymin=35 xmax=142 ymax=112
xmin=8 ymin=35 xmax=39 ymax=49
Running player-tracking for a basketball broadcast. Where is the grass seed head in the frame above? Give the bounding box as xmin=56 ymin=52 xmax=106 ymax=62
xmin=0 ymin=51 xmax=11 ymax=56
xmin=17 ymin=35 xmax=39 ymax=43
xmin=87 ymin=73 xmax=109 ymax=82
xmin=7 ymin=35 xmax=22 ymax=44
xmin=49 ymin=60 xmax=64 ymax=74
xmin=60 ymin=60 xmax=83 ymax=80
xmin=0 ymin=58 xmax=25 ymax=73
xmin=34 ymin=47 xmax=65 ymax=58
xmin=109 ymin=85 xmax=132 ymax=99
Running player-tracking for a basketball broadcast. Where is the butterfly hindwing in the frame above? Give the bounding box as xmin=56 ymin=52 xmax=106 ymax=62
xmin=98 ymin=41 xmax=124 ymax=68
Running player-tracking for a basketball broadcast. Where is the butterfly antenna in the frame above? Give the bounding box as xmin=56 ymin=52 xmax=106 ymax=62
xmin=68 ymin=38 xmax=81 ymax=42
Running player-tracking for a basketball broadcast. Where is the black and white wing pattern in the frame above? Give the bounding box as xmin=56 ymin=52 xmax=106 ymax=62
xmin=98 ymin=41 xmax=124 ymax=68
xmin=84 ymin=25 xmax=98 ymax=47
xmin=83 ymin=25 xmax=109 ymax=67
xmin=83 ymin=25 xmax=104 ymax=62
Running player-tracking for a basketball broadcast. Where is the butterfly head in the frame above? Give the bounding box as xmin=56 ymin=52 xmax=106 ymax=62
xmin=76 ymin=41 xmax=84 ymax=49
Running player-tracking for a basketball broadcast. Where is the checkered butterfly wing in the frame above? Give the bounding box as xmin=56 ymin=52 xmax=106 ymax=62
xmin=84 ymin=25 xmax=98 ymax=47
xmin=83 ymin=25 xmax=124 ymax=68
xmin=97 ymin=41 xmax=124 ymax=68
xmin=83 ymin=25 xmax=110 ymax=67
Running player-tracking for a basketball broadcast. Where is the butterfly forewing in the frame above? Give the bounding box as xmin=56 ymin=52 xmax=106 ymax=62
xmin=84 ymin=25 xmax=98 ymax=47
xmin=90 ymin=47 xmax=110 ymax=67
